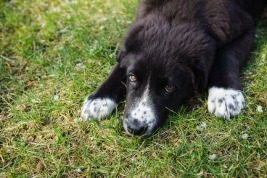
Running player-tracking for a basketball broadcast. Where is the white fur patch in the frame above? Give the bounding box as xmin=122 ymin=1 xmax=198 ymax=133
xmin=80 ymin=97 xmax=116 ymax=121
xmin=208 ymin=87 xmax=245 ymax=120
xmin=124 ymin=83 xmax=156 ymax=134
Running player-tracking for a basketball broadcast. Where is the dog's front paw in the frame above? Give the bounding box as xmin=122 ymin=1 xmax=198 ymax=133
xmin=81 ymin=97 xmax=117 ymax=121
xmin=208 ymin=87 xmax=245 ymax=120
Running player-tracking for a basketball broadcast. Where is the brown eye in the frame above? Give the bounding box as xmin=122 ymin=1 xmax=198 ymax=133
xmin=165 ymin=85 xmax=175 ymax=92
xmin=129 ymin=74 xmax=137 ymax=82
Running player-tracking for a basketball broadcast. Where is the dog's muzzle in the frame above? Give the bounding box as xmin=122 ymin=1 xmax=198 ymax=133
xmin=123 ymin=118 xmax=148 ymax=136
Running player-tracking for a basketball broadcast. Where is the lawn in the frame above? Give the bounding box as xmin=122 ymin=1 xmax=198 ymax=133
xmin=0 ymin=0 xmax=266 ymax=177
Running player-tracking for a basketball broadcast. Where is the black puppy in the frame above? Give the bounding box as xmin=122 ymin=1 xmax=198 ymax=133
xmin=81 ymin=0 xmax=266 ymax=136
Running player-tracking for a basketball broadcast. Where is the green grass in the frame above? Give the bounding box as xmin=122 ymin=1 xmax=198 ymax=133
xmin=0 ymin=0 xmax=266 ymax=177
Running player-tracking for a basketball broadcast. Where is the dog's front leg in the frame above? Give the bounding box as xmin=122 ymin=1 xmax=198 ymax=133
xmin=81 ymin=63 xmax=126 ymax=121
xmin=208 ymin=26 xmax=255 ymax=120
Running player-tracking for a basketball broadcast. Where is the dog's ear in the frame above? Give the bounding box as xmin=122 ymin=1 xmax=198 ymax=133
xmin=117 ymin=23 xmax=143 ymax=63
xmin=116 ymin=45 xmax=127 ymax=62
xmin=191 ymin=74 xmax=199 ymax=90
xmin=192 ymin=67 xmax=209 ymax=91
xmin=116 ymin=46 xmax=130 ymax=69
xmin=116 ymin=50 xmax=124 ymax=62
xmin=189 ymin=69 xmax=199 ymax=90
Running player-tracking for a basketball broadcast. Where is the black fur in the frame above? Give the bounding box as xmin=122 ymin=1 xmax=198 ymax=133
xmin=82 ymin=0 xmax=266 ymax=136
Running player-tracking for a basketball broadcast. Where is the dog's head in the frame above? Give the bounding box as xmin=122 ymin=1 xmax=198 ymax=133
xmin=117 ymin=18 xmax=215 ymax=136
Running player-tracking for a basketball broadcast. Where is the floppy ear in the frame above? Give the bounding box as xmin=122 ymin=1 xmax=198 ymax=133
xmin=116 ymin=23 xmax=143 ymax=63
xmin=116 ymin=45 xmax=131 ymax=69
xmin=192 ymin=65 xmax=209 ymax=91
xmin=191 ymin=73 xmax=199 ymax=90
xmin=116 ymin=47 xmax=126 ymax=62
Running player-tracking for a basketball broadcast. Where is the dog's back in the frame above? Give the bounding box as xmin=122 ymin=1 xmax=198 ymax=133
xmin=136 ymin=0 xmax=266 ymax=19
xmin=135 ymin=0 xmax=266 ymax=46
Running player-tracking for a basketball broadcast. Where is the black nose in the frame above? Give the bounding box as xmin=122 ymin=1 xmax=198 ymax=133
xmin=127 ymin=124 xmax=147 ymax=136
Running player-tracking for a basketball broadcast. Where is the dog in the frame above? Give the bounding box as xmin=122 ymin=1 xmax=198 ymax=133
xmin=81 ymin=0 xmax=266 ymax=136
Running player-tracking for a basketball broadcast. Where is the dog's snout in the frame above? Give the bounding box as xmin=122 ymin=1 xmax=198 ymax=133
xmin=125 ymin=119 xmax=148 ymax=136
xmin=123 ymin=97 xmax=156 ymax=136
xmin=127 ymin=124 xmax=147 ymax=135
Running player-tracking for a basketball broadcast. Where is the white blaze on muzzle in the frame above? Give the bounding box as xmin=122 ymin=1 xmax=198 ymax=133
xmin=124 ymin=82 xmax=157 ymax=135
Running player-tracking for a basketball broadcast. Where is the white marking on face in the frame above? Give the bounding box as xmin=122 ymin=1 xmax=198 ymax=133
xmin=81 ymin=97 xmax=116 ymax=121
xmin=124 ymin=82 xmax=156 ymax=134
xmin=208 ymin=87 xmax=245 ymax=120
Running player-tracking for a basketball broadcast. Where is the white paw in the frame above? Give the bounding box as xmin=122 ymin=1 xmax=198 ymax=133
xmin=81 ymin=97 xmax=117 ymax=121
xmin=208 ymin=87 xmax=245 ymax=120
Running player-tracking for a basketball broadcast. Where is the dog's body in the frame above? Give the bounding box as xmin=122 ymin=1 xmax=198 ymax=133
xmin=81 ymin=0 xmax=266 ymax=136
